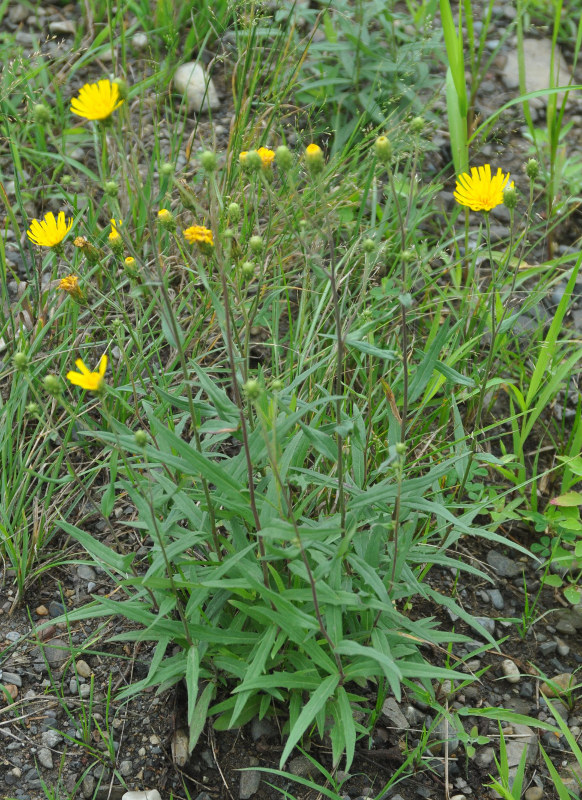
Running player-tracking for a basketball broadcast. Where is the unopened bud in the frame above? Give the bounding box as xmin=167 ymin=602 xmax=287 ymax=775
xmin=32 ymin=104 xmax=51 ymax=125
xmin=395 ymin=442 xmax=407 ymax=455
xmin=245 ymin=150 xmax=262 ymax=172
xmin=503 ymin=186 xmax=517 ymax=210
xmin=241 ymin=260 xmax=255 ymax=280
xmin=13 ymin=352 xmax=30 ymax=371
xmin=26 ymin=402 xmax=40 ymax=417
xmin=157 ymin=208 xmax=176 ymax=231
xmin=275 ymin=145 xmax=293 ymax=171
xmin=134 ymin=429 xmax=148 ymax=447
xmin=200 ymin=150 xmax=217 ymax=172
xmin=243 ymin=378 xmax=262 ymax=401
xmin=305 ymin=143 xmax=324 ymax=173
xmin=104 ymin=180 xmax=118 ymax=197
xmin=270 ymin=378 xmax=284 ymax=392
xmin=410 ymin=116 xmax=425 ymax=134
xmin=43 ymin=374 xmax=61 ymax=396
xmin=112 ymin=77 xmax=129 ymax=100
xmin=228 ymin=202 xmax=241 ymax=223
xmin=375 ymin=135 xmax=392 ymax=163
xmin=363 ymin=238 xmax=375 ymax=253
xmin=526 ymin=158 xmax=539 ymax=181
xmin=249 ymin=235 xmax=263 ymax=254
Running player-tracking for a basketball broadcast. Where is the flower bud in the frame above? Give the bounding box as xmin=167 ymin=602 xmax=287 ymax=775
xmin=160 ymin=162 xmax=174 ymax=177
xmin=245 ymin=150 xmax=262 ymax=172
xmin=241 ymin=260 xmax=255 ymax=280
xmin=32 ymin=103 xmax=51 ymax=125
xmin=200 ymin=150 xmax=217 ymax=172
xmin=395 ymin=442 xmax=407 ymax=455
xmin=243 ymin=378 xmax=262 ymax=401
xmin=134 ymin=429 xmax=148 ymax=447
xmin=410 ymin=116 xmax=425 ymax=134
xmin=275 ymin=145 xmax=293 ymax=171
xmin=375 ymin=135 xmax=392 ymax=163
xmin=363 ymin=238 xmax=375 ymax=253
xmin=26 ymin=402 xmax=40 ymax=417
xmin=305 ymin=143 xmax=324 ymax=173
xmin=228 ymin=202 xmax=241 ymax=223
xmin=270 ymin=378 xmax=284 ymax=392
xmin=74 ymin=237 xmax=103 ymax=265
xmin=124 ymin=256 xmax=138 ymax=277
xmin=13 ymin=352 xmax=29 ymax=372
xmin=43 ymin=374 xmax=61 ymax=396
xmin=104 ymin=180 xmax=118 ymax=197
xmin=526 ymin=158 xmax=539 ymax=181
xmin=112 ymin=77 xmax=129 ymax=100
xmin=249 ymin=235 xmax=263 ymax=254
xmin=503 ymin=186 xmax=517 ymax=210
xmin=157 ymin=208 xmax=176 ymax=231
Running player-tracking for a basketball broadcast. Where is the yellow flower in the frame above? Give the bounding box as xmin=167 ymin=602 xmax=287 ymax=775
xmin=27 ymin=211 xmax=73 ymax=248
xmin=59 ymin=274 xmax=86 ymax=303
xmin=108 ymin=219 xmax=123 ymax=239
xmin=157 ymin=208 xmax=176 ymax=231
xmin=454 ymin=164 xmax=514 ymax=212
xmin=239 ymin=151 xmax=248 ymax=166
xmin=257 ymin=147 xmax=275 ymax=169
xmin=73 ymin=236 xmax=103 ymax=264
xmin=305 ymin=143 xmax=324 ymax=172
xmin=70 ymin=79 xmax=124 ymax=121
xmin=124 ymin=256 xmax=135 ymax=266
xmin=66 ymin=355 xmax=108 ymax=392
xmin=183 ymin=225 xmax=214 ymax=254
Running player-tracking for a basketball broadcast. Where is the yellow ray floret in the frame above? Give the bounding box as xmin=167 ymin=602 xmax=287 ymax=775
xmin=27 ymin=211 xmax=73 ymax=247
xmin=66 ymin=355 xmax=108 ymax=392
xmin=70 ymin=79 xmax=124 ymax=121
xmin=454 ymin=164 xmax=513 ymax=212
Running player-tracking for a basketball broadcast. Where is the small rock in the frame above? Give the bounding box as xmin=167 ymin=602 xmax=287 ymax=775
xmin=77 ymin=565 xmax=97 ymax=581
xmin=48 ymin=20 xmax=76 ymax=34
xmin=474 ymin=746 xmax=495 ymax=768
xmin=37 ymin=747 xmax=54 ymax=769
xmin=557 ymin=639 xmax=570 ymax=657
xmin=475 ymin=617 xmax=496 ymax=637
xmin=486 ymin=550 xmax=522 ymax=578
xmin=381 ymin=697 xmax=410 ymax=729
xmin=48 ymin=601 xmax=65 ymax=618
xmin=524 ymin=788 xmax=543 ymax=800
xmin=36 ymin=605 xmax=49 ymax=616
xmin=42 ymin=729 xmax=62 ymax=747
xmin=501 ymin=659 xmax=520 ymax=684
xmin=239 ymin=768 xmax=261 ymax=799
xmin=75 ymin=659 xmax=92 ymax=678
xmin=541 ymin=673 xmax=575 ymax=697
xmin=3 ymin=683 xmax=18 ymax=700
xmin=488 ymin=589 xmax=505 ymax=610
xmin=171 ymin=727 xmax=189 ymax=767
xmin=427 ymin=718 xmax=459 ymax=755
xmin=288 ymin=755 xmax=314 ymax=777
xmin=132 ymin=33 xmax=148 ymax=50
xmin=5 ymin=631 xmax=21 ymax=642
xmin=122 ymin=792 xmax=162 ymax=800
xmin=173 ymin=62 xmax=220 ymax=113
xmin=1 ymin=671 xmax=22 ymax=687
xmin=539 ymin=641 xmax=557 ymax=656
xmin=119 ymin=760 xmax=133 ymax=777
xmin=82 ymin=775 xmax=95 ymax=799
xmin=39 ymin=638 xmax=70 ymax=666
xmin=506 ymin=724 xmax=538 ymax=766
xmin=250 ymin=717 xmax=276 ymax=740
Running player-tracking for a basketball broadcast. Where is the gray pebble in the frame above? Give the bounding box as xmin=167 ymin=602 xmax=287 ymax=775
xmin=239 ymin=768 xmax=261 ymax=799
xmin=488 ymin=589 xmax=504 ymax=610
xmin=524 ymin=787 xmax=543 ymax=800
xmin=486 ymin=550 xmax=522 ymax=578
xmin=1 ymin=671 xmax=22 ymax=686
xmin=5 ymin=631 xmax=21 ymax=642
xmin=539 ymin=641 xmax=557 ymax=657
xmin=119 ymin=760 xmax=133 ymax=777
xmin=37 ymin=747 xmax=54 ymax=769
xmin=41 ymin=729 xmax=62 ymax=748
xmin=77 ymin=565 xmax=97 ymax=581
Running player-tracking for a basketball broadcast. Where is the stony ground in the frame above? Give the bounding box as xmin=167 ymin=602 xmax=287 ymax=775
xmin=3 ymin=2 xmax=582 ymax=800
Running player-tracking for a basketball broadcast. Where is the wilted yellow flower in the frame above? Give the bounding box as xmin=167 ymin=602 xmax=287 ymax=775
xmin=66 ymin=355 xmax=108 ymax=392
xmin=257 ymin=147 xmax=275 ymax=169
xmin=454 ymin=164 xmax=514 ymax=212
xmin=27 ymin=211 xmax=73 ymax=248
xmin=73 ymin=236 xmax=103 ymax=264
xmin=183 ymin=224 xmax=214 ymax=254
xmin=70 ymin=79 xmax=124 ymax=121
xmin=59 ymin=274 xmax=86 ymax=303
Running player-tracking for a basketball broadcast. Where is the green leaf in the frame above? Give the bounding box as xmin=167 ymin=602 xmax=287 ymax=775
xmin=57 ymin=520 xmax=135 ymax=574
xmin=279 ymin=674 xmax=339 ymax=768
xmin=550 ymin=491 xmax=582 ymax=507
xmin=189 ymin=682 xmax=215 ymax=753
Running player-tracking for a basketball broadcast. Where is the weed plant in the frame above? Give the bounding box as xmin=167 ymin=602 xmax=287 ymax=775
xmin=2 ymin=0 xmax=582 ymax=797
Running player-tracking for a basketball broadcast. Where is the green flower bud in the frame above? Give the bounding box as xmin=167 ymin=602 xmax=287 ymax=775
xmin=304 ymin=143 xmax=324 ymax=173
xmin=249 ymin=235 xmax=263 ymax=254
xmin=228 ymin=202 xmax=241 ymax=223
xmin=43 ymin=374 xmax=61 ymax=396
xmin=26 ymin=402 xmax=40 ymax=417
xmin=112 ymin=77 xmax=129 ymax=100
xmin=134 ymin=429 xmax=148 ymax=447
xmin=32 ymin=104 xmax=51 ymax=125
xmin=270 ymin=378 xmax=284 ymax=392
xmin=363 ymin=238 xmax=375 ymax=253
xmin=375 ymin=135 xmax=392 ymax=164
xmin=503 ymin=186 xmax=518 ymax=210
xmin=245 ymin=150 xmax=262 ymax=172
xmin=243 ymin=378 xmax=262 ymax=401
xmin=104 ymin=180 xmax=119 ymax=197
xmin=402 ymin=249 xmax=415 ymax=263
xmin=241 ymin=260 xmax=255 ymax=280
xmin=200 ymin=150 xmax=217 ymax=172
xmin=395 ymin=442 xmax=407 ymax=455
xmin=526 ymin=158 xmax=539 ymax=181
xmin=160 ymin=161 xmax=174 ymax=177
xmin=275 ymin=145 xmax=293 ymax=171
xmin=223 ymin=227 xmax=235 ymax=239
xmin=13 ymin=352 xmax=29 ymax=372
xmin=410 ymin=116 xmax=425 ymax=134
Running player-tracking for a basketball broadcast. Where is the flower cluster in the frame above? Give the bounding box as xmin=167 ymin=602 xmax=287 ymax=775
xmin=183 ymin=224 xmax=214 ymax=254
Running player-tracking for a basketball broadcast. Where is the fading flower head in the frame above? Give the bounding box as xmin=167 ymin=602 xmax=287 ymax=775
xmin=27 ymin=211 xmax=73 ymax=248
xmin=454 ymin=164 xmax=514 ymax=212
xmin=73 ymin=236 xmax=103 ymax=264
xmin=66 ymin=355 xmax=108 ymax=392
xmin=59 ymin=274 xmax=86 ymax=303
xmin=183 ymin=224 xmax=214 ymax=254
xmin=70 ymin=79 xmax=124 ymax=121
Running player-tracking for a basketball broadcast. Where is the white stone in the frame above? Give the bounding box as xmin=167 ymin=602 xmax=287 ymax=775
xmin=501 ymin=658 xmax=520 ymax=684
xmin=173 ymin=62 xmax=220 ymax=113
xmin=122 ymin=792 xmax=162 ymax=800
xmin=502 ymin=38 xmax=572 ymax=109
xmin=132 ymin=33 xmax=148 ymax=50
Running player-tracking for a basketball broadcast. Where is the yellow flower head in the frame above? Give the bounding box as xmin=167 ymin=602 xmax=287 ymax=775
xmin=183 ymin=224 xmax=214 ymax=254
xmin=70 ymin=79 xmax=124 ymax=121
xmin=66 ymin=355 xmax=108 ymax=392
xmin=108 ymin=218 xmax=123 ymax=244
xmin=454 ymin=164 xmax=514 ymax=212
xmin=59 ymin=274 xmax=86 ymax=304
xmin=305 ymin=143 xmax=324 ymax=173
xmin=257 ymin=147 xmax=275 ymax=169
xmin=125 ymin=256 xmax=135 ymax=266
xmin=27 ymin=211 xmax=73 ymax=248
xmin=239 ymin=151 xmax=248 ymax=166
